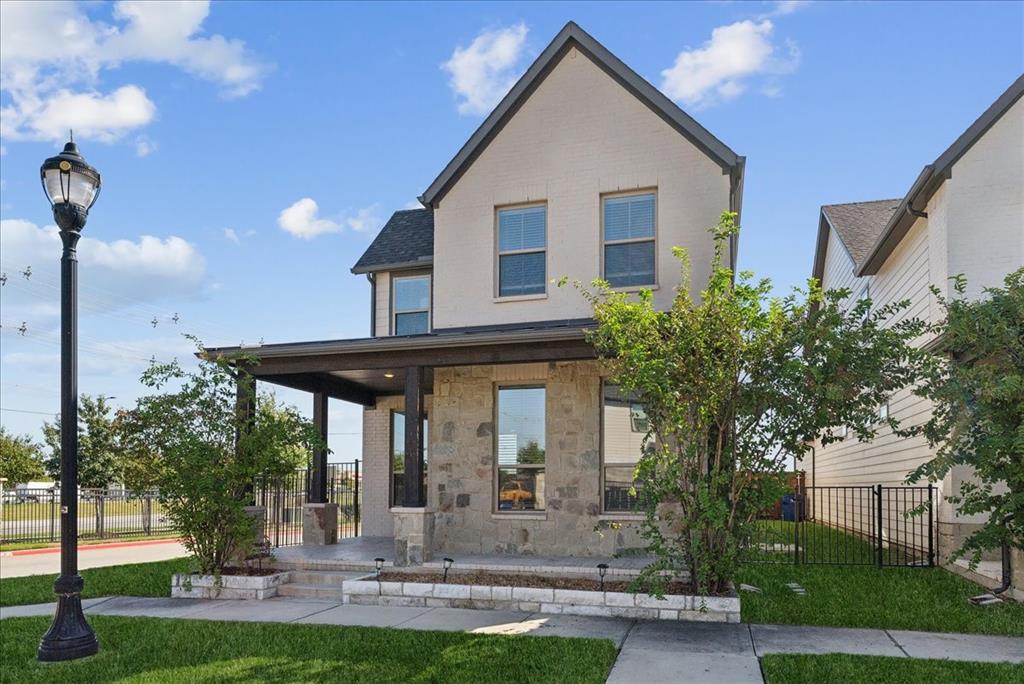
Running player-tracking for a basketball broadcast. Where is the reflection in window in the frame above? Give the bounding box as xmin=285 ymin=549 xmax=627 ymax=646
xmin=391 ymin=411 xmax=428 ymax=507
xmin=496 ymin=386 xmax=545 ymax=511
xmin=393 ymin=275 xmax=430 ymax=335
xmin=602 ymin=384 xmax=647 ymax=512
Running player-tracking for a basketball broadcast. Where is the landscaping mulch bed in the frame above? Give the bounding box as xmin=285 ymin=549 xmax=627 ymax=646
xmin=377 ymin=570 xmax=693 ymax=594
xmin=218 ymin=566 xmax=281 ymax=576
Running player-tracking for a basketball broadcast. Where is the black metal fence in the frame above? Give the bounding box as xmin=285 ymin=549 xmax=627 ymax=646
xmin=255 ymin=462 xmax=361 ymax=548
xmin=1 ymin=488 xmax=173 ymax=545
xmin=748 ymin=484 xmax=935 ymax=567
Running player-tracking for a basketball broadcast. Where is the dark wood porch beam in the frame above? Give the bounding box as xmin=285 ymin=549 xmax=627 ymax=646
xmin=251 ymin=339 xmax=595 ymax=376
xmin=235 ymin=367 xmax=256 ymax=505
xmin=403 ymin=366 xmax=426 ymax=508
xmin=310 ymin=391 xmax=329 ymax=504
xmin=255 ymin=372 xmax=376 ymax=407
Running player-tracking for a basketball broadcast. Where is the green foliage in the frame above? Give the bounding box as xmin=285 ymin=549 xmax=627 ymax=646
xmin=0 ymin=426 xmax=46 ymax=486
xmin=0 ymin=557 xmax=192 ymax=607
xmin=120 ymin=340 xmax=323 ymax=575
xmin=516 ymin=440 xmax=546 ymax=464
xmin=761 ymin=654 xmax=1024 ymax=684
xmin=569 ymin=212 xmax=929 ymax=595
xmin=909 ymin=268 xmax=1024 ymax=564
xmin=41 ymin=394 xmax=124 ymax=488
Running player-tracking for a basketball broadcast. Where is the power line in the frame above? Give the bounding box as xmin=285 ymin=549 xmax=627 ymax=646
xmin=0 ymin=407 xmax=56 ymax=416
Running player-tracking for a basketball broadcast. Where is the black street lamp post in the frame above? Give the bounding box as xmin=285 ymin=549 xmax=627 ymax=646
xmin=37 ymin=138 xmax=101 ymax=662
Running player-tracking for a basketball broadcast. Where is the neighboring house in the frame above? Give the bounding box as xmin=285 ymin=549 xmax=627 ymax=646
xmin=210 ymin=22 xmax=744 ymax=563
xmin=807 ymin=75 xmax=1023 ymax=565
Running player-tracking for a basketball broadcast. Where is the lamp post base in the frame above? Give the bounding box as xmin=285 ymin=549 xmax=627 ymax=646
xmin=37 ymin=576 xmax=99 ymax=662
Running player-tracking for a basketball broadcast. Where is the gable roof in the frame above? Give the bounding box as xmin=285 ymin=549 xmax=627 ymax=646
xmin=351 ymin=208 xmax=433 ymax=274
xmin=818 ymin=199 xmax=901 ymax=274
xmin=418 ymin=21 xmax=744 ymax=208
xmin=857 ymin=74 xmax=1024 ymax=276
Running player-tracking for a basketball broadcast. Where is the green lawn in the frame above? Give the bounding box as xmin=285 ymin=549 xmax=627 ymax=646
xmin=761 ymin=654 xmax=1024 ymax=684
xmin=737 ymin=563 xmax=1024 ymax=636
xmin=0 ymin=558 xmax=193 ymax=607
xmin=1 ymin=615 xmax=617 ymax=683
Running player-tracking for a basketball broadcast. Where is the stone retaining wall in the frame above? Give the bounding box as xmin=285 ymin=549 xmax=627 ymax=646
xmin=342 ymin=579 xmax=740 ymax=623
xmin=171 ymin=572 xmax=290 ymax=600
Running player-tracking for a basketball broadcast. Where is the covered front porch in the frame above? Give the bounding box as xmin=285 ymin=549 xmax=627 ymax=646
xmin=212 ymin=322 xmax=649 ymax=565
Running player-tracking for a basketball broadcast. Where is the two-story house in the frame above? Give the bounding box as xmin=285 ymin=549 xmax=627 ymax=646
xmin=807 ymin=74 xmax=1023 ymax=582
xmin=211 ymin=22 xmax=744 ymax=564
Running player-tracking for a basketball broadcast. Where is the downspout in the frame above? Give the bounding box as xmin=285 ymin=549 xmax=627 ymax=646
xmin=367 ymin=273 xmax=376 ymax=337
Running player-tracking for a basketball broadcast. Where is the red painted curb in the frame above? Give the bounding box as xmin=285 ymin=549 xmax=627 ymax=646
xmin=9 ymin=538 xmax=182 ymax=557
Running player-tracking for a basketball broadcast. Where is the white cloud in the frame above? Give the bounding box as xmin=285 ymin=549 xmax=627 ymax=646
xmin=443 ymin=23 xmax=528 ymax=116
xmin=660 ymin=19 xmax=800 ymax=108
xmin=223 ymin=228 xmax=240 ymax=244
xmin=0 ymin=1 xmax=267 ymax=143
xmin=762 ymin=1 xmax=812 ymax=18
xmin=278 ymin=198 xmax=340 ymax=240
xmin=0 ymin=218 xmax=207 ymax=321
xmin=345 ymin=205 xmax=381 ymax=233
xmin=134 ymin=135 xmax=157 ymax=157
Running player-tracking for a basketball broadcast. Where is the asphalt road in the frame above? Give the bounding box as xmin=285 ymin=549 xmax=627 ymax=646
xmin=0 ymin=541 xmax=188 ymax=579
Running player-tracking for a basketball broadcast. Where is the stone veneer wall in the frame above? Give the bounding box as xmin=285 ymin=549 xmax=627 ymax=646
xmin=430 ymin=361 xmax=645 ymax=556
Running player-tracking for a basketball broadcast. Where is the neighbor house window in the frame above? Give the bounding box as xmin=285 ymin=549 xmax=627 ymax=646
xmin=497 ymin=205 xmax=546 ymax=297
xmin=496 ymin=386 xmax=545 ymax=511
xmin=603 ymin=192 xmax=656 ymax=287
xmin=393 ymin=275 xmax=430 ymax=335
xmin=390 ymin=411 xmax=428 ymax=507
xmin=602 ymin=383 xmax=648 ymax=512
xmin=878 ymin=400 xmax=889 ymax=422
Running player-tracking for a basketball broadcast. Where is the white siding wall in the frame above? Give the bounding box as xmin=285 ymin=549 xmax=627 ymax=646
xmin=374 ymin=271 xmax=391 ymax=336
xmin=432 ymin=46 xmax=731 ymax=330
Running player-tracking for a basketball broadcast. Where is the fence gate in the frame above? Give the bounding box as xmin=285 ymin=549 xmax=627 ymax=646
xmin=749 ymin=485 xmax=935 ymax=567
xmin=255 ymin=462 xmax=361 ymax=548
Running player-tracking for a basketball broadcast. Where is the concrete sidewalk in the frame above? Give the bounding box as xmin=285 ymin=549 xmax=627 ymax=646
xmin=0 ymin=540 xmax=187 ymax=578
xmin=2 ymin=596 xmax=1021 ymax=683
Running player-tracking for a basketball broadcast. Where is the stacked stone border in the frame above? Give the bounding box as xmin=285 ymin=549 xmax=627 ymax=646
xmin=344 ymin=577 xmax=740 ymax=623
xmin=171 ymin=571 xmax=290 ymax=600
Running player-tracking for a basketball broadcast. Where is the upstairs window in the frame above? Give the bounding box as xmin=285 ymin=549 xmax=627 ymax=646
xmin=497 ymin=205 xmax=546 ymax=297
xmin=603 ymin=193 xmax=656 ymax=288
xmin=393 ymin=275 xmax=430 ymax=335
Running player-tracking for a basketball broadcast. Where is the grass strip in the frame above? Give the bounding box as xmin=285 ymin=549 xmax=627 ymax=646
xmin=761 ymin=653 xmax=1024 ymax=684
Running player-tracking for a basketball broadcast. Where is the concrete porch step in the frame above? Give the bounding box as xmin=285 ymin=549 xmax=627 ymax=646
xmin=287 ymin=571 xmax=370 ymax=586
xmin=276 ymin=583 xmax=346 ymax=600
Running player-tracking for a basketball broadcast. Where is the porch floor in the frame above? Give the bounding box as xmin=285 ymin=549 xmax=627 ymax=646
xmin=273 ymin=536 xmax=654 ymax=577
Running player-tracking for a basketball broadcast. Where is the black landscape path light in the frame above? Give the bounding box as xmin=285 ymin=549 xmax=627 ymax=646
xmin=442 ymin=557 xmax=454 ymax=583
xmin=597 ymin=563 xmax=609 ymax=592
xmin=37 ymin=135 xmax=101 ymax=662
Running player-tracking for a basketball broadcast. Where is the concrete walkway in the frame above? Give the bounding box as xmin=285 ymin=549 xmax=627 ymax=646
xmin=2 ymin=597 xmax=1021 ymax=683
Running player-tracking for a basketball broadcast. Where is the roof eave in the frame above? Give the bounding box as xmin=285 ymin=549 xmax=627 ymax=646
xmin=351 ymin=257 xmax=434 ymax=275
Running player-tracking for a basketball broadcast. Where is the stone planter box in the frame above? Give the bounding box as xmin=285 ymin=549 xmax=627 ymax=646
xmin=341 ymin=578 xmax=740 ymax=623
xmin=171 ymin=571 xmax=291 ymax=600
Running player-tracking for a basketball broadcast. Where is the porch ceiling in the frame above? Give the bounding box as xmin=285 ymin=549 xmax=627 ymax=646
xmin=207 ymin=324 xmax=596 ymax=407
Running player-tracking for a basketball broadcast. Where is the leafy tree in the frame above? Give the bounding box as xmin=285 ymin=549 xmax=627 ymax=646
xmin=0 ymin=427 xmax=46 ymax=485
xmin=517 ymin=440 xmax=545 ymax=464
xmin=121 ymin=342 xmax=323 ymax=575
xmin=909 ymin=268 xmax=1024 ymax=566
xmin=41 ymin=394 xmax=124 ymax=488
xmin=567 ymin=212 xmax=930 ymax=595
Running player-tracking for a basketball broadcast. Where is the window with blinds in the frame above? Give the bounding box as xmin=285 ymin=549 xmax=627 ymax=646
xmin=497 ymin=205 xmax=546 ymax=297
xmin=603 ymin=193 xmax=656 ymax=288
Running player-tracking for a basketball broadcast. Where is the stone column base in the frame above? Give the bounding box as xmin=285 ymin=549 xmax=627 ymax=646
xmin=392 ymin=507 xmax=434 ymax=566
xmin=303 ymin=503 xmax=339 ymax=545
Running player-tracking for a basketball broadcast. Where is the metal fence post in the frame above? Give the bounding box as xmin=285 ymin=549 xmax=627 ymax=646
xmin=875 ymin=484 xmax=884 ymax=568
xmin=50 ymin=488 xmax=57 ymax=542
xmin=354 ymin=460 xmax=360 ymax=537
xmin=927 ymin=484 xmax=935 ymax=567
xmin=793 ymin=493 xmax=802 ymax=564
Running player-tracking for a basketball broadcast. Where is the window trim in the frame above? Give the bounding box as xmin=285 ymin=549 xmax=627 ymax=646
xmin=494 ymin=201 xmax=548 ymax=299
xmin=391 ymin=272 xmax=432 ymax=335
xmin=600 ymin=379 xmax=647 ymax=514
xmin=600 ymin=189 xmax=658 ymax=290
xmin=493 ymin=383 xmax=547 ymax=515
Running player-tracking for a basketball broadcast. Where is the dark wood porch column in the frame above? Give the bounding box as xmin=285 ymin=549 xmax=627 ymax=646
xmin=235 ymin=367 xmax=256 ymax=504
xmin=310 ymin=391 xmax=329 ymax=504
xmin=403 ymin=366 xmax=426 ymax=507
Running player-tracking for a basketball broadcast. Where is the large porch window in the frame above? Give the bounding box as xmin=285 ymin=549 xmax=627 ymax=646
xmin=601 ymin=383 xmax=647 ymax=512
xmin=390 ymin=410 xmax=427 ymax=507
xmin=496 ymin=386 xmax=546 ymax=511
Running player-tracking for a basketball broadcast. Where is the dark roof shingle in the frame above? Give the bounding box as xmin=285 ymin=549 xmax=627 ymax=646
xmin=821 ymin=199 xmax=901 ymax=268
xmin=351 ymin=208 xmax=433 ymax=274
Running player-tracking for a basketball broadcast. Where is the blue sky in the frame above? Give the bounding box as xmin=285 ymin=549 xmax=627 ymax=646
xmin=1 ymin=1 xmax=1021 ymax=462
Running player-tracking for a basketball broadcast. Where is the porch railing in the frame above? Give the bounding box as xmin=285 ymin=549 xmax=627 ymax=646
xmin=255 ymin=463 xmax=361 ymax=548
